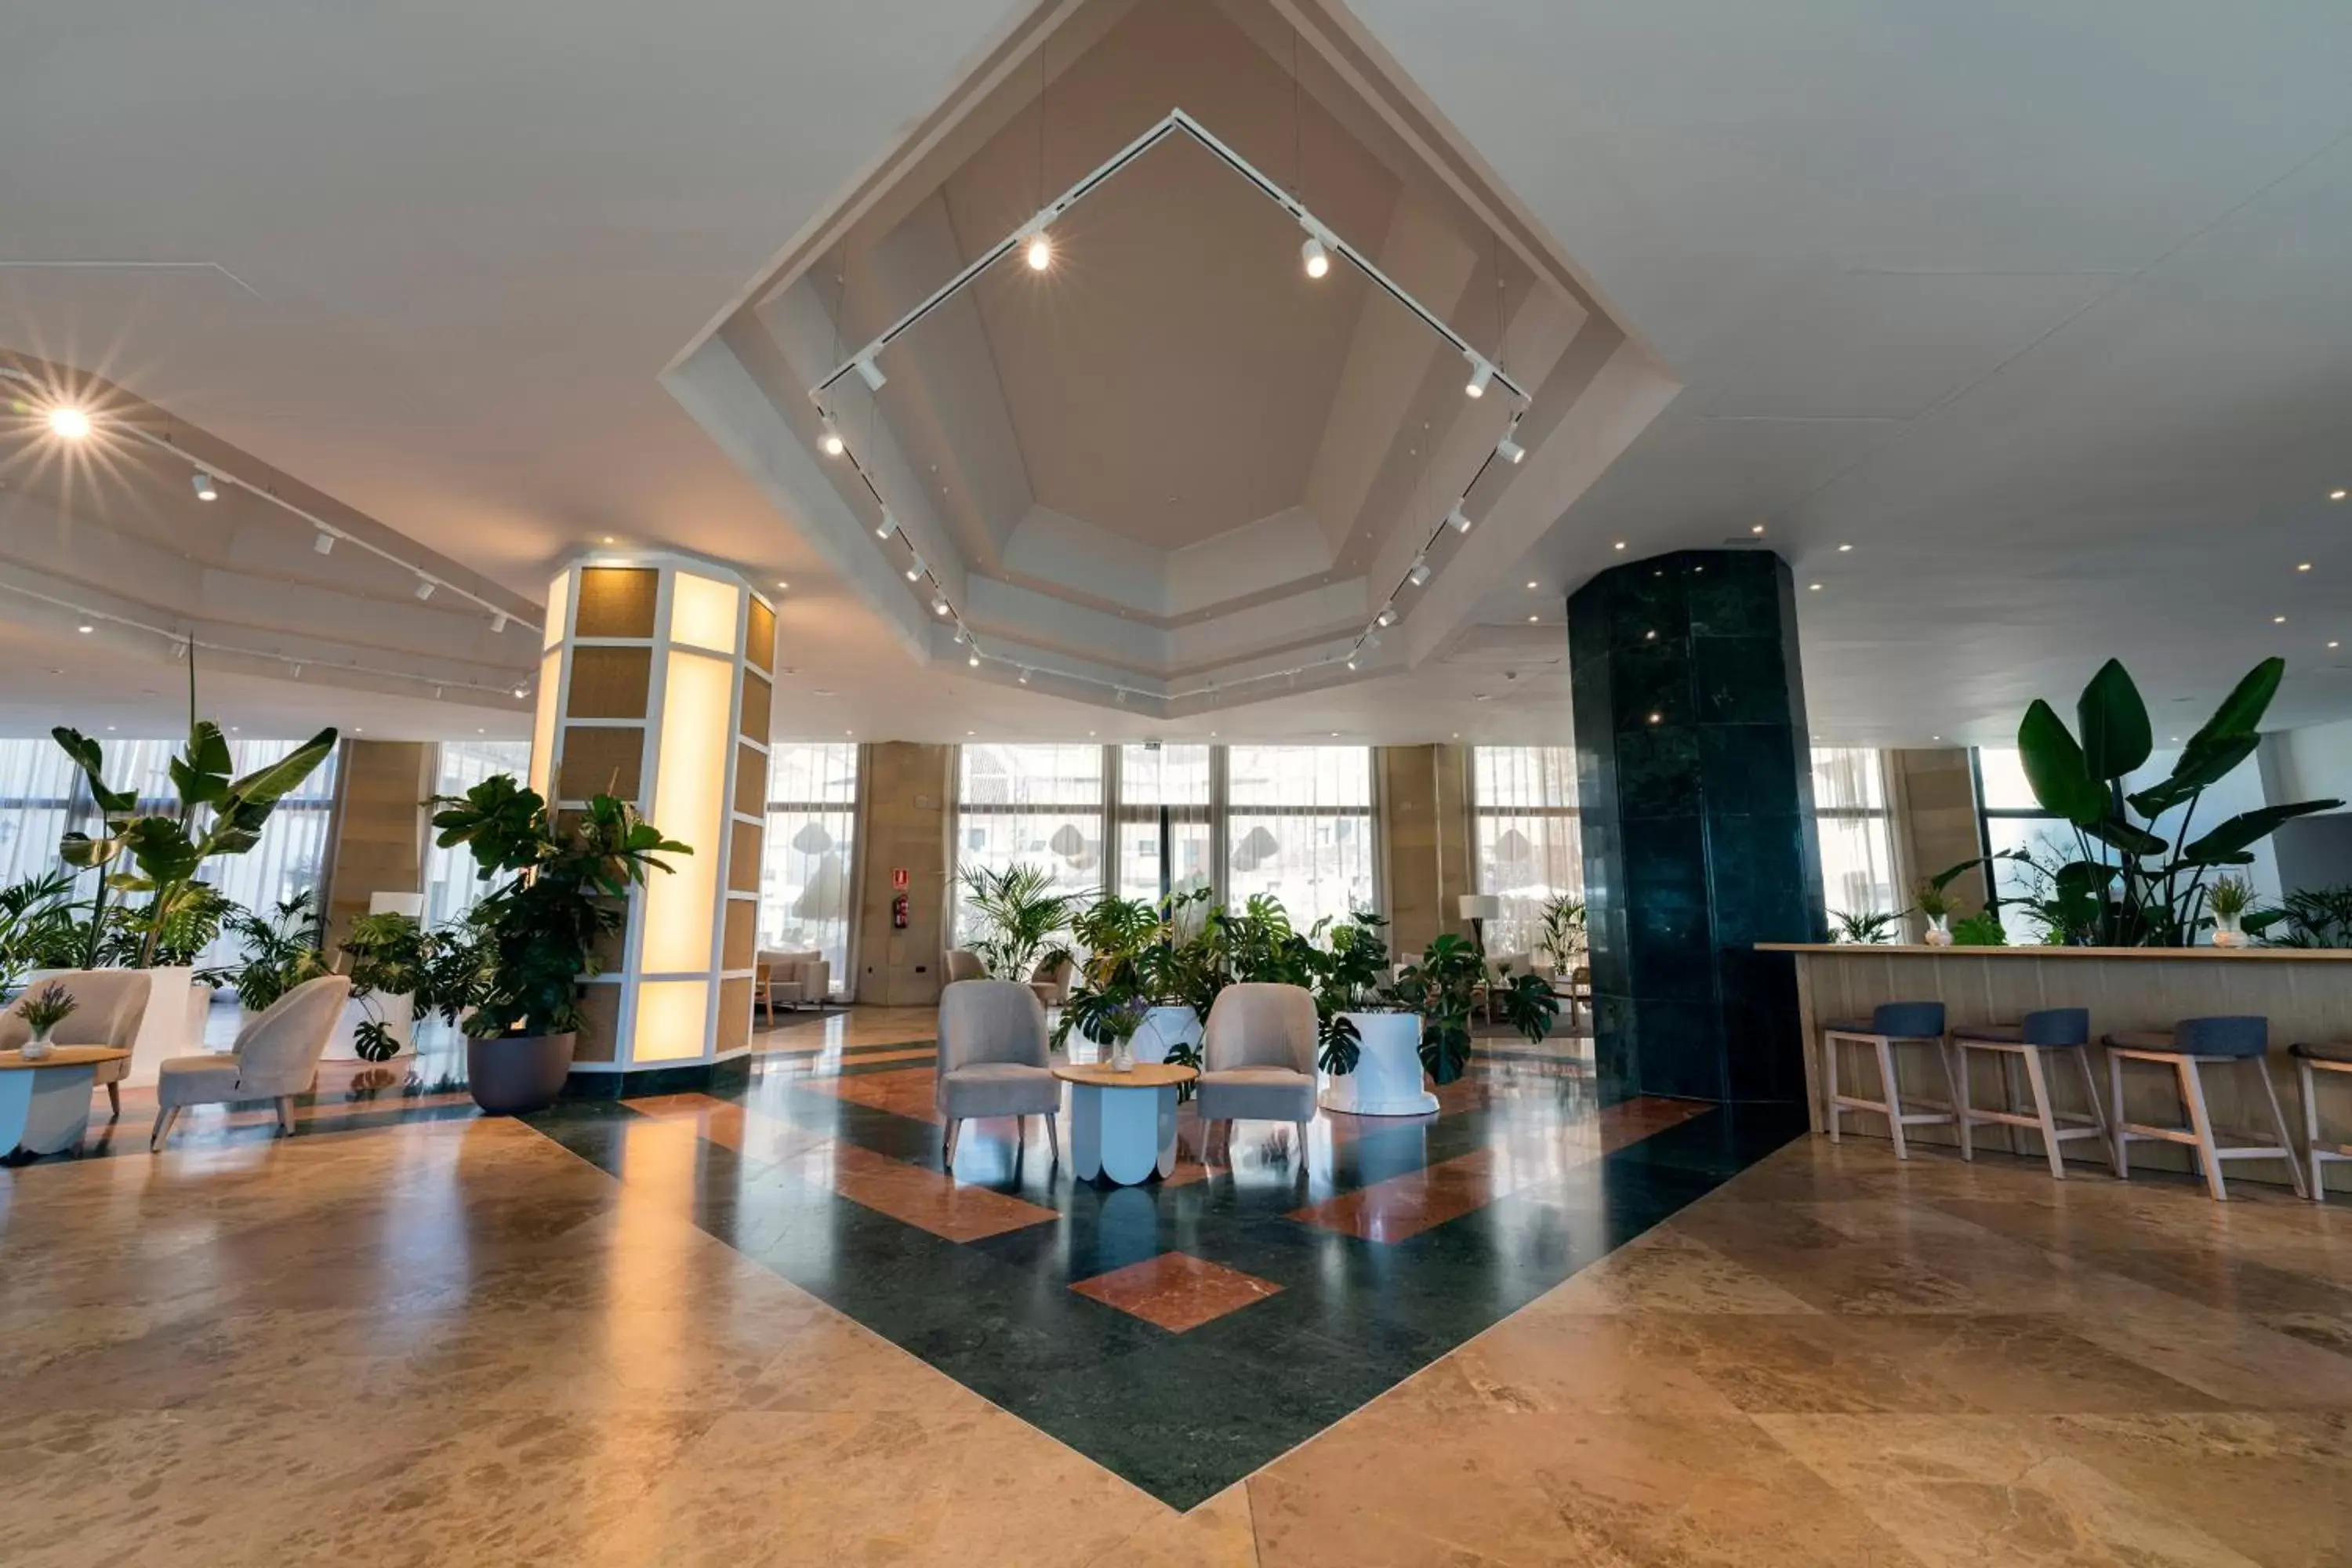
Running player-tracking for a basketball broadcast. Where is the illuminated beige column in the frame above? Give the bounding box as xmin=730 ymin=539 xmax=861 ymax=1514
xmin=528 ymin=552 xmax=775 ymax=1080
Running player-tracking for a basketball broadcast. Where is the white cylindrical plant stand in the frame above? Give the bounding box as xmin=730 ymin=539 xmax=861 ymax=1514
xmin=1318 ymin=1010 xmax=1439 ymax=1116
xmin=1117 ymin=1005 xmax=1200 ymax=1066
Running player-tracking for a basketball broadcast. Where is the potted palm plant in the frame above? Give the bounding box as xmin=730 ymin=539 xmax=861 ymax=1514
xmin=956 ymin=862 xmax=1077 ymax=982
xmin=430 ymin=775 xmax=688 ymax=1114
xmin=201 ymin=891 xmax=331 ymax=1019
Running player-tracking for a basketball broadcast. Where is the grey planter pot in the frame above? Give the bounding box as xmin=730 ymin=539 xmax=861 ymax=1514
xmin=466 ymin=1031 xmax=577 ymax=1115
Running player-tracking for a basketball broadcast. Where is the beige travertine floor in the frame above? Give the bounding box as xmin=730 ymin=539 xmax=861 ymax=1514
xmin=2 ymin=1007 xmax=2348 ymax=1566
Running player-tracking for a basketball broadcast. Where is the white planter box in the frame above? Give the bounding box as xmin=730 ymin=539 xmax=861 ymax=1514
xmin=240 ymin=993 xmax=416 ymax=1062
xmin=1318 ymin=1010 xmax=1438 ymax=1116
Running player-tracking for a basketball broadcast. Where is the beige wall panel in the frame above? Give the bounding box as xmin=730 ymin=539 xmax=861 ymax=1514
xmin=575 ymin=567 xmax=659 ymax=638
xmin=739 ymin=672 xmax=773 ymax=745
xmin=729 ymin=820 xmax=764 ymax=893
xmin=323 ymin=740 xmax=434 ymax=948
xmin=574 ymin=982 xmax=622 ymax=1063
xmin=745 ymin=598 xmax=776 ymax=673
xmin=557 ymin=725 xmax=644 ymax=803
xmin=717 ymin=977 xmax=753 ymax=1054
xmin=564 ymin=647 xmax=652 ymax=718
xmin=723 ymin=898 xmax=757 ymax=971
xmin=853 ymin=742 xmax=952 ymax=1007
xmin=735 ymin=742 xmax=768 ymax=818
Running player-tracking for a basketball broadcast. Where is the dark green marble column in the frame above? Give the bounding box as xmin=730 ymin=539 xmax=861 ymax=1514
xmin=1569 ymin=550 xmax=1825 ymax=1104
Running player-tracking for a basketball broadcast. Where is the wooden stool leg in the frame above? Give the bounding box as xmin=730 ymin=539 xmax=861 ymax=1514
xmin=2303 ymin=1058 xmax=2326 ymax=1203
xmin=2074 ymin=1050 xmax=2109 ymax=1143
xmin=2178 ymin=1058 xmax=2228 ymax=1201
xmin=1951 ymin=1042 xmax=1975 ymax=1161
xmin=2108 ymin=1050 xmax=2131 ymax=1178
xmin=2253 ymin=1058 xmax=2310 ymax=1200
xmin=1875 ymin=1037 xmax=1909 ymax=1160
xmin=2020 ymin=1046 xmax=2066 ymax=1181
xmin=1824 ymin=1033 xmax=1842 ymax=1143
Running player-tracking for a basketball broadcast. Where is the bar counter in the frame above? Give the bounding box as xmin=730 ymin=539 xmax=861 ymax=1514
xmin=1759 ymin=942 xmax=2352 ymax=1192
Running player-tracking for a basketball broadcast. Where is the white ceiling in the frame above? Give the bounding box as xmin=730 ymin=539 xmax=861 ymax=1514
xmin=3 ymin=0 xmax=2350 ymax=747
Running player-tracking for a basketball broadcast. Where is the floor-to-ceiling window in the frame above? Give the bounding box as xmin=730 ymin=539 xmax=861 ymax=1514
xmin=1973 ymin=746 xmax=2075 ymax=943
xmin=423 ymin=739 xmax=532 ymax=931
xmin=1224 ymin=744 xmax=1376 ymax=930
xmin=1472 ymin=746 xmax=1582 ymax=959
xmin=1811 ymin=747 xmax=1899 ymax=921
xmin=0 ymin=735 xmax=339 ymax=966
xmin=760 ymin=742 xmax=859 ymax=993
xmin=1115 ymin=742 xmax=1212 ymax=903
xmin=954 ymin=743 xmax=1106 ymax=932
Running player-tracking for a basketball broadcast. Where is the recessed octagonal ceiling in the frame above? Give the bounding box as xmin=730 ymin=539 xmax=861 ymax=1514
xmin=669 ymin=0 xmax=1675 ymax=719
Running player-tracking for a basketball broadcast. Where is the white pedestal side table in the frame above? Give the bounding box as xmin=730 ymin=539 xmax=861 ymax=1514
xmin=1054 ymin=1062 xmax=1197 ymax=1185
xmin=0 ymin=1046 xmax=130 ymax=1159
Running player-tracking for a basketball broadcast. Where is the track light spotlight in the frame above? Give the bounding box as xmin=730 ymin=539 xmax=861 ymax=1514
xmin=491 ymin=612 xmax=509 ymax=633
xmin=968 ymin=651 xmax=982 ymax=667
xmin=1345 ymin=656 xmax=1358 ymax=671
xmin=1496 ymin=433 xmax=1524 ymax=465
xmin=906 ymin=555 xmax=924 ymax=583
xmin=1407 ymin=557 xmax=1432 ymax=586
xmin=1377 ymin=607 xmax=1396 ymax=627
xmin=819 ymin=417 xmax=845 ymax=457
xmin=1362 ymin=631 xmax=1382 ymax=652
xmin=1017 ymin=669 xmax=1030 ymax=685
xmin=291 ymin=663 xmax=303 ymax=679
xmin=414 ymin=579 xmax=437 ymax=601
xmin=313 ymin=529 xmax=336 ymax=555
xmin=513 ymin=684 xmax=529 ymax=699
xmin=1449 ymin=505 xmax=1474 ymax=534
xmin=46 ymin=405 xmax=93 ymax=439
xmin=1025 ymin=231 xmax=1052 ymax=270
xmin=172 ymin=641 xmax=187 ymax=660
xmin=1464 ymin=358 xmax=1494 ymax=399
xmin=933 ymin=597 xmax=951 ymax=617
xmin=192 ymin=470 xmax=218 ymax=501
xmin=76 ymin=622 xmax=93 ymax=634
xmin=1301 ymin=234 xmax=1330 ymax=279
xmin=876 ymin=509 xmax=897 ymax=541
xmin=854 ymin=356 xmax=887 ymax=391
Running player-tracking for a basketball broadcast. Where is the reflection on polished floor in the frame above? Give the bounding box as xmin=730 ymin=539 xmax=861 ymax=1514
xmin=3 ymin=1006 xmax=2349 ymax=1565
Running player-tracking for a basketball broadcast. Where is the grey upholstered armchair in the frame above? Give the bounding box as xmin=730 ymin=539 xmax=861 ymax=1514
xmin=935 ymin=978 xmax=1060 ymax=1167
xmin=943 ymin=948 xmax=987 ymax=983
xmin=151 ymin=975 xmax=350 ymax=1150
xmin=0 ymin=969 xmax=149 ymax=1117
xmin=1196 ymin=982 xmax=1319 ymax=1164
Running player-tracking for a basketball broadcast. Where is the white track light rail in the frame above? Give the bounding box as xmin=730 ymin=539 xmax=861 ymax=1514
xmin=811 ymin=108 xmax=1531 ymax=407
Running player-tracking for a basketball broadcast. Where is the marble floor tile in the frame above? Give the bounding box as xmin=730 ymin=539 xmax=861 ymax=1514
xmin=1069 ymin=1250 xmax=1285 ymax=1332
xmin=1089 ymin=1483 xmax=1261 ymax=1567
xmin=1756 ymin=1412 xmax=2270 ymax=1567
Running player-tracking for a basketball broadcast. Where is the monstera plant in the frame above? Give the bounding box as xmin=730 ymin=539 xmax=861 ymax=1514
xmin=2015 ymin=656 xmax=2338 ymax=946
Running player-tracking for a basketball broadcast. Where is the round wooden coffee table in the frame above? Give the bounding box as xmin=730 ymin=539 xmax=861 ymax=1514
xmin=1052 ymin=1062 xmax=1198 ymax=1185
xmin=0 ymin=1046 xmax=130 ymax=1159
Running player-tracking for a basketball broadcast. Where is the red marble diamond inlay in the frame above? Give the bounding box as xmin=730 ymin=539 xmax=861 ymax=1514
xmin=1069 ymin=1251 xmax=1283 ymax=1333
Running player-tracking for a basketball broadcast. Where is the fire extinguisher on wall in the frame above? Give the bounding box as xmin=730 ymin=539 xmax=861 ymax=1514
xmin=891 ymin=891 xmax=909 ymax=930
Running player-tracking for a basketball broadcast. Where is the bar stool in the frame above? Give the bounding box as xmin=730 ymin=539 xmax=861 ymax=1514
xmin=1823 ymin=1001 xmax=1956 ymax=1159
xmin=1950 ymin=1007 xmax=2109 ymax=1180
xmin=2288 ymin=1042 xmax=2352 ymax=1203
xmin=2102 ymin=1017 xmax=2307 ymax=1201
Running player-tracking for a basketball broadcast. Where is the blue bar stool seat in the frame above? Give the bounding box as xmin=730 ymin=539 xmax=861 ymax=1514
xmin=2103 ymin=1017 xmax=2307 ymax=1201
xmin=1950 ymin=1008 xmax=2109 ymax=1180
xmin=1822 ymin=1001 xmax=1957 ymax=1160
xmin=2288 ymin=1041 xmax=2352 ymax=1203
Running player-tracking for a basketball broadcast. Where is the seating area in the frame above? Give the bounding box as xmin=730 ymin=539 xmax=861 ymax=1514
xmin=10 ymin=3 xmax=2352 ymax=1560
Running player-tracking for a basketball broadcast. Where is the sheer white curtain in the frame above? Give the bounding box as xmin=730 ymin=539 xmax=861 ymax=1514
xmin=423 ymin=739 xmax=533 ymax=931
xmin=0 ymin=735 xmax=339 ymax=966
xmin=954 ymin=744 xmax=1105 ymax=935
xmin=760 ymin=742 xmax=858 ymax=993
xmin=1811 ymin=747 xmax=1898 ymax=920
xmin=1472 ymin=746 xmax=1582 ymax=959
xmin=1224 ymin=745 xmax=1375 ymax=931
xmin=1116 ymin=743 xmax=1212 ymax=903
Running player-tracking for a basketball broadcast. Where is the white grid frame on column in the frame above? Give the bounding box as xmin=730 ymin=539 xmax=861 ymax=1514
xmin=539 ymin=553 xmax=772 ymax=1073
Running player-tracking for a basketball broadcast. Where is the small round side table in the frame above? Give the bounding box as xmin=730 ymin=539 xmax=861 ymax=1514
xmin=1051 ymin=1062 xmax=1198 ymax=1185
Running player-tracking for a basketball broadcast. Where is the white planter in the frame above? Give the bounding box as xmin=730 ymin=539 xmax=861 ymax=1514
xmin=31 ymin=967 xmax=211 ymax=1087
xmin=1091 ymin=1004 xmax=1200 ymax=1065
xmin=1318 ymin=1010 xmax=1438 ymax=1117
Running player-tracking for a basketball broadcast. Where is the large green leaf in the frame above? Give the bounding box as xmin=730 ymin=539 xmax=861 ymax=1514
xmin=2017 ymin=701 xmax=2104 ymax=824
xmin=2128 ymin=733 xmax=2260 ymax=818
xmin=222 ymin=728 xmax=336 ymax=812
xmin=2082 ymin=816 xmax=2167 ymax=858
xmin=57 ymin=831 xmax=120 ymax=869
xmin=2186 ymin=658 xmax=2284 ymax=748
xmin=122 ymin=817 xmax=205 ymax=884
xmin=2180 ymin=799 xmax=2343 ymax=864
xmin=50 ymin=727 xmax=137 ymax=815
xmin=169 ymin=721 xmax=235 ymax=808
xmin=2076 ymin=659 xmax=2152 ymax=782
